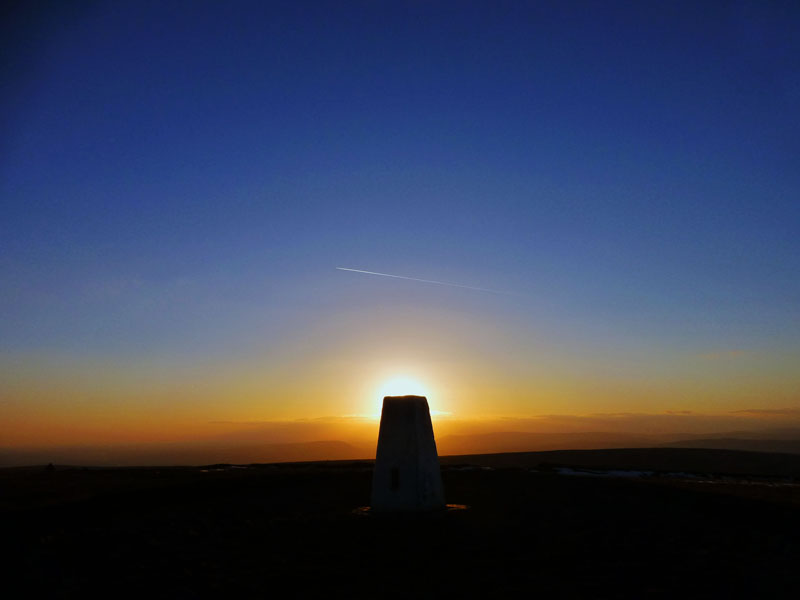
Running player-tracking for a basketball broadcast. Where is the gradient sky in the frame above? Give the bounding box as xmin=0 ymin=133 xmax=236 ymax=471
xmin=2 ymin=1 xmax=799 ymax=448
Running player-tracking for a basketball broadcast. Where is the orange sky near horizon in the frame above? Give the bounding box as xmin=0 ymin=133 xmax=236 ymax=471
xmin=2 ymin=319 xmax=798 ymax=449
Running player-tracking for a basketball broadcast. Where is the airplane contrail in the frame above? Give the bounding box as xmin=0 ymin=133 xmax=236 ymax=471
xmin=335 ymin=267 xmax=508 ymax=294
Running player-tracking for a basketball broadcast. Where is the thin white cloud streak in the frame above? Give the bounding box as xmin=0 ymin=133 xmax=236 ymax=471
xmin=335 ymin=267 xmax=509 ymax=295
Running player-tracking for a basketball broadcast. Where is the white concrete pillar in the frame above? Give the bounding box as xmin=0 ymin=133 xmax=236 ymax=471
xmin=371 ymin=395 xmax=445 ymax=512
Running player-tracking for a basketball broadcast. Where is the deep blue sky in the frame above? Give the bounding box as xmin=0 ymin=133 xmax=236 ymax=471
xmin=2 ymin=1 xmax=799 ymax=410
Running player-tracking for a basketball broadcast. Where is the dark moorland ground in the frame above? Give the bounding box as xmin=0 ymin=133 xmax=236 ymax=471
xmin=4 ymin=448 xmax=800 ymax=598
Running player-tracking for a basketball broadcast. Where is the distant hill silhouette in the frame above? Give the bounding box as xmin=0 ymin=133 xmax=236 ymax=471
xmin=439 ymin=447 xmax=800 ymax=478
xmin=661 ymin=437 xmax=800 ymax=454
xmin=437 ymin=431 xmax=656 ymax=455
xmin=0 ymin=440 xmax=366 ymax=467
xmin=438 ymin=430 xmax=800 ymax=456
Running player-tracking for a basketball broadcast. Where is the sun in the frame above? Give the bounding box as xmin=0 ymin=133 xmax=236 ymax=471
xmin=378 ymin=375 xmax=429 ymax=398
xmin=373 ymin=375 xmax=431 ymax=417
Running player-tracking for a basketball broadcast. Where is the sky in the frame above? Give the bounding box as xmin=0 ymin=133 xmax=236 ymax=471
xmin=2 ymin=1 xmax=799 ymax=455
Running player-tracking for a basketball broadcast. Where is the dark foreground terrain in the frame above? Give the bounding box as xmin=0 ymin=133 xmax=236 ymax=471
xmin=4 ymin=448 xmax=800 ymax=598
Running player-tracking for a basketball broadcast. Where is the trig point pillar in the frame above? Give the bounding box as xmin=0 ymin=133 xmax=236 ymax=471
xmin=371 ymin=395 xmax=445 ymax=512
